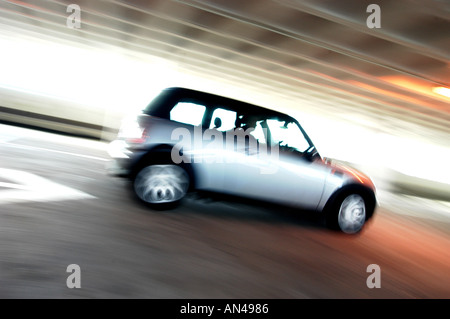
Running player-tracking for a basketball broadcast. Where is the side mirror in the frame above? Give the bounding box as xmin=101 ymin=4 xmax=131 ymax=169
xmin=304 ymin=146 xmax=319 ymax=162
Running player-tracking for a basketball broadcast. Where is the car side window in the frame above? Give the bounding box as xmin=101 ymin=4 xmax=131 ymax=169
xmin=250 ymin=121 xmax=267 ymax=144
xmin=209 ymin=108 xmax=237 ymax=132
xmin=170 ymin=102 xmax=206 ymax=126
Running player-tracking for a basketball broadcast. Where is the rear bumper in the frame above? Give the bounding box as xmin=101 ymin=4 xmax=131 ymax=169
xmin=105 ymin=159 xmax=130 ymax=177
xmin=107 ymin=140 xmax=131 ymax=159
xmin=106 ymin=140 xmax=132 ymax=177
xmin=106 ymin=140 xmax=150 ymax=177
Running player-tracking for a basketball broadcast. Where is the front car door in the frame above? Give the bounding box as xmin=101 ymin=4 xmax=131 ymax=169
xmin=226 ymin=117 xmax=331 ymax=210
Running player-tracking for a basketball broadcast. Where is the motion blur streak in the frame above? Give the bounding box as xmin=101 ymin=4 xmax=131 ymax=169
xmin=0 ymin=34 xmax=171 ymax=112
xmin=1 ymin=141 xmax=109 ymax=162
xmin=0 ymin=0 xmax=449 ymax=298
xmin=433 ymin=87 xmax=450 ymax=99
xmin=0 ymin=125 xmax=449 ymax=298
xmin=0 ymin=33 xmax=449 ymax=186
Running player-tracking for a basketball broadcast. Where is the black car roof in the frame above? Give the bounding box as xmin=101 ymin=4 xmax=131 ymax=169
xmin=163 ymin=87 xmax=294 ymax=120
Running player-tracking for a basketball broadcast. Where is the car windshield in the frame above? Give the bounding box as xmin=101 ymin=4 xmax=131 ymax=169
xmin=264 ymin=119 xmax=311 ymax=153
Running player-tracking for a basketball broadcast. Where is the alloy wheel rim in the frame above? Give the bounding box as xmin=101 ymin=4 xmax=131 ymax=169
xmin=338 ymin=194 xmax=366 ymax=234
xmin=134 ymin=165 xmax=189 ymax=203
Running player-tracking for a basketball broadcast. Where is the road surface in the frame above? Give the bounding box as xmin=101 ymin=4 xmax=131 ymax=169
xmin=0 ymin=124 xmax=449 ymax=298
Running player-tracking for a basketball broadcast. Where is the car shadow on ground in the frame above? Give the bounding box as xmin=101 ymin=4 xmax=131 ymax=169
xmin=125 ymin=183 xmax=329 ymax=231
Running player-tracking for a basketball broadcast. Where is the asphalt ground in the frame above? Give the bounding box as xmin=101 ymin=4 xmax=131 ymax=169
xmin=0 ymin=124 xmax=449 ymax=298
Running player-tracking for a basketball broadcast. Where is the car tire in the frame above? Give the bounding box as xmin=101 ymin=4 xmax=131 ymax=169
xmin=326 ymin=191 xmax=370 ymax=234
xmin=133 ymin=164 xmax=190 ymax=208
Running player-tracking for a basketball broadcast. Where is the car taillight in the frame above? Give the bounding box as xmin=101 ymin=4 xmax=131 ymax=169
xmin=126 ymin=129 xmax=148 ymax=144
xmin=118 ymin=117 xmax=148 ymax=144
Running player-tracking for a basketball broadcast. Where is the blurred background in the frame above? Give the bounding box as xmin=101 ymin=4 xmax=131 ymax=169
xmin=0 ymin=0 xmax=449 ymax=298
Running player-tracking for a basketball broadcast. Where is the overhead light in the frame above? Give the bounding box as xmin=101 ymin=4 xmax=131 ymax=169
xmin=432 ymin=87 xmax=450 ymax=98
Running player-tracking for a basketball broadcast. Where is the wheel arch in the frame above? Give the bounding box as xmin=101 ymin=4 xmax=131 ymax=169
xmin=130 ymin=144 xmax=197 ymax=190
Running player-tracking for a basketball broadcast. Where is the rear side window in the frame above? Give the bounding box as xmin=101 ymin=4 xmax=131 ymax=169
xmin=170 ymin=102 xmax=206 ymax=126
xmin=209 ymin=108 xmax=237 ymax=132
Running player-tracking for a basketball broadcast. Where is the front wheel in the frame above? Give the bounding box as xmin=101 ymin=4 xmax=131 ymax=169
xmin=326 ymin=193 xmax=368 ymax=234
xmin=133 ymin=164 xmax=190 ymax=207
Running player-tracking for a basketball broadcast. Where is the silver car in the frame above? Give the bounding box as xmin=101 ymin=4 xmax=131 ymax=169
xmin=107 ymin=87 xmax=376 ymax=234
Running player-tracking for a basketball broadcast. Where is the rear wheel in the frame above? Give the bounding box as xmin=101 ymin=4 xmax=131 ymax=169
xmin=133 ymin=164 xmax=189 ymax=207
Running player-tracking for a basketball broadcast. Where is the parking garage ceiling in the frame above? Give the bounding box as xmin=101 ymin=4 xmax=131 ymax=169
xmin=0 ymin=0 xmax=449 ymax=141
